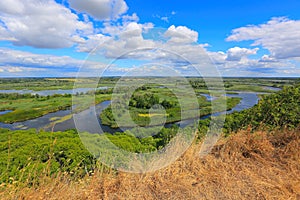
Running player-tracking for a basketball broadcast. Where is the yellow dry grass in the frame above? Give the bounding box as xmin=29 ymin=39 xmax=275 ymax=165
xmin=138 ymin=113 xmax=169 ymax=117
xmin=46 ymin=78 xmax=76 ymax=82
xmin=1 ymin=128 xmax=300 ymax=200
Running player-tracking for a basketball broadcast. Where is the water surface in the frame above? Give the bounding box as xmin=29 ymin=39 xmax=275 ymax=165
xmin=0 ymin=110 xmax=12 ymax=115
xmin=0 ymin=87 xmax=108 ymax=96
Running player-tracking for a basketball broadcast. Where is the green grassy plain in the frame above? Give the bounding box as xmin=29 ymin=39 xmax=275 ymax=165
xmin=0 ymin=93 xmax=111 ymax=123
xmin=0 ymin=77 xmax=118 ymax=91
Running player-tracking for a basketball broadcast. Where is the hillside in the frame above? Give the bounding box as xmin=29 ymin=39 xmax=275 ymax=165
xmin=1 ymin=128 xmax=299 ymax=199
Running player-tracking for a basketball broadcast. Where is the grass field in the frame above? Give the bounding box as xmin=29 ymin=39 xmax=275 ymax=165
xmin=0 ymin=93 xmax=111 ymax=123
xmin=0 ymin=95 xmax=72 ymax=123
xmin=0 ymin=77 xmax=118 ymax=90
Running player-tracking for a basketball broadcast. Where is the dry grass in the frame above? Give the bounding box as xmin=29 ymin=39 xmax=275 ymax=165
xmin=138 ymin=113 xmax=169 ymax=117
xmin=1 ymin=128 xmax=300 ymax=200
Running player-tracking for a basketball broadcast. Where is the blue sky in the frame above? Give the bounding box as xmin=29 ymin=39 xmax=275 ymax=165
xmin=0 ymin=0 xmax=300 ymax=77
xmin=127 ymin=0 xmax=300 ymax=50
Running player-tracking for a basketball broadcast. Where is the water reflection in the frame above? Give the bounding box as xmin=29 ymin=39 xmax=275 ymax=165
xmin=0 ymin=110 xmax=12 ymax=115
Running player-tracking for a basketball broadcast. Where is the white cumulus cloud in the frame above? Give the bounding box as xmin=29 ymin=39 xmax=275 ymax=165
xmin=226 ymin=47 xmax=259 ymax=61
xmin=68 ymin=0 xmax=128 ymax=21
xmin=0 ymin=0 xmax=93 ymax=48
xmin=78 ymin=21 xmax=155 ymax=54
xmin=165 ymin=25 xmax=198 ymax=44
xmin=227 ymin=17 xmax=300 ymax=59
xmin=0 ymin=48 xmax=104 ymax=69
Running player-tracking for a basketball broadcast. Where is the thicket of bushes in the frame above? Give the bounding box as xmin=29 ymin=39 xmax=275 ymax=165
xmin=0 ymin=125 xmax=180 ymax=184
xmin=223 ymin=84 xmax=299 ymax=133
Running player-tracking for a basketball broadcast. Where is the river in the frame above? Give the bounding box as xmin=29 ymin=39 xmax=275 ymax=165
xmin=0 ymin=88 xmax=279 ymax=133
xmin=0 ymin=87 xmax=109 ymax=96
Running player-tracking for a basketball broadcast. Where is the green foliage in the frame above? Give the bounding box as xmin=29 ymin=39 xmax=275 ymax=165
xmin=161 ymin=99 xmax=177 ymax=109
xmin=224 ymin=85 xmax=300 ymax=133
xmin=0 ymin=129 xmax=96 ymax=184
xmin=222 ymin=77 xmax=299 ymax=92
xmin=153 ymin=125 xmax=179 ymax=149
xmin=197 ymin=119 xmax=210 ymax=140
xmin=0 ymin=125 xmax=184 ymax=184
xmin=0 ymin=94 xmax=72 ymax=123
xmin=107 ymin=132 xmax=157 ymax=153
xmin=189 ymin=79 xmax=208 ymax=89
xmin=129 ymin=92 xmax=160 ymax=109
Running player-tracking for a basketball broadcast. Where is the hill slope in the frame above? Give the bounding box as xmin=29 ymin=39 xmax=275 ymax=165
xmin=1 ymin=84 xmax=299 ymax=199
xmin=1 ymin=128 xmax=299 ymax=199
